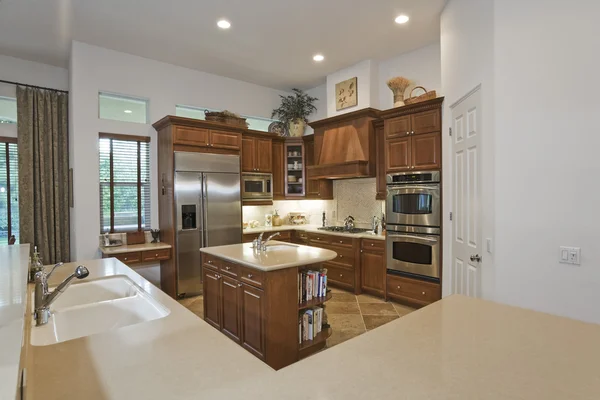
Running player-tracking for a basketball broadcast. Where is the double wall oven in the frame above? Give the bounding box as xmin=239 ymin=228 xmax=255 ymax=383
xmin=386 ymin=171 xmax=441 ymax=281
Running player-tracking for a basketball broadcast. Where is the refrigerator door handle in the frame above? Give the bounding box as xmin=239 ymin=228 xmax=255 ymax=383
xmin=202 ymin=173 xmax=209 ymax=247
xmin=198 ymin=174 xmax=204 ymax=249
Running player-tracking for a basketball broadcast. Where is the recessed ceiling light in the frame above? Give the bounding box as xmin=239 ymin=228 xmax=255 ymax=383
xmin=395 ymin=15 xmax=410 ymax=24
xmin=217 ymin=19 xmax=231 ymax=29
xmin=313 ymin=54 xmax=325 ymax=62
xmin=124 ymin=109 xmax=132 ymax=114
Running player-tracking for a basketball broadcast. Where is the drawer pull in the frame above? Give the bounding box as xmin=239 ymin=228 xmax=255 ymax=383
xmin=422 ymin=291 xmax=426 ymax=295
xmin=225 ymin=266 xmax=231 ymax=270
xmin=339 ymin=255 xmax=343 ymax=258
xmin=124 ymin=257 xmax=128 ymax=261
xmin=208 ymin=260 xmax=213 ymax=264
xmin=247 ymin=274 xmax=253 ymax=279
xmin=238 ymin=283 xmax=242 ymax=287
xmin=406 ymin=131 xmax=410 ymax=135
xmin=340 ymin=274 xmax=343 ymax=277
xmin=155 ymin=253 xmax=158 ymax=257
xmin=397 ymin=286 xmax=400 ymax=289
xmin=339 ymin=240 xmax=343 ymax=243
xmin=371 ymin=243 xmax=374 ymax=247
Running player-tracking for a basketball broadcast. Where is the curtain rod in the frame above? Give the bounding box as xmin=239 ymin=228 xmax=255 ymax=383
xmin=0 ymin=79 xmax=68 ymax=94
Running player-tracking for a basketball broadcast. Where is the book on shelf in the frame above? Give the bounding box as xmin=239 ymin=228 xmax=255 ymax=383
xmin=298 ymin=269 xmax=328 ymax=304
xmin=299 ymin=306 xmax=325 ymax=344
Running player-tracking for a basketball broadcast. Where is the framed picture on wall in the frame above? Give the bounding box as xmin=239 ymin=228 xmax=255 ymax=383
xmin=335 ymin=77 xmax=358 ymax=111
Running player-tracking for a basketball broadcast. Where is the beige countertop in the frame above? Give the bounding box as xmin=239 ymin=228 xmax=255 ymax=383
xmin=99 ymin=242 xmax=172 ymax=255
xmin=200 ymin=240 xmax=338 ymax=271
xmin=24 ymin=258 xmax=600 ymax=400
xmin=243 ymin=224 xmax=386 ymax=240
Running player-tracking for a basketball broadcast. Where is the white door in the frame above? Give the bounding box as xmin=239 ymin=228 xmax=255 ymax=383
xmin=451 ymin=88 xmax=482 ymax=297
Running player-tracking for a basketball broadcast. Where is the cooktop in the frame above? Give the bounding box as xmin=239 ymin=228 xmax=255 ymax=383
xmin=318 ymin=226 xmax=371 ymax=234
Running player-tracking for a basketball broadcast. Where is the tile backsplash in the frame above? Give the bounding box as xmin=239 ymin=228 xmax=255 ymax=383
xmin=243 ymin=178 xmax=384 ymax=229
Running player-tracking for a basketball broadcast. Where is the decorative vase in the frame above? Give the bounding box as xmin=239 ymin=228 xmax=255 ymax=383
xmin=387 ymin=76 xmax=411 ymax=108
xmin=288 ymin=119 xmax=306 ymax=137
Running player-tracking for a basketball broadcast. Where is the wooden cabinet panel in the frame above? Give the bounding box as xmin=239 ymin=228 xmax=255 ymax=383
xmin=210 ymin=130 xmax=241 ymax=150
xmin=361 ymin=250 xmax=385 ymax=296
xmin=141 ymin=248 xmax=171 ymax=262
xmin=255 ymin=138 xmax=273 ymax=173
xmin=114 ymin=252 xmax=141 ymax=264
xmin=387 ymin=274 xmax=441 ymax=306
xmin=361 ymin=238 xmax=386 ymax=251
xmin=307 ymin=232 xmax=331 ymax=246
xmin=239 ymin=265 xmax=265 ymax=288
xmin=241 ymin=284 xmax=266 ymax=360
xmin=386 ymin=136 xmax=411 ymax=172
xmin=202 ymin=269 xmax=221 ymax=329
xmin=221 ymin=275 xmax=242 ymax=344
xmin=328 ymin=236 xmax=353 ymax=248
xmin=241 ymin=137 xmax=256 ymax=172
xmin=242 ymin=230 xmax=292 ymax=244
xmin=272 ymin=141 xmax=285 ymax=199
xmin=375 ymin=124 xmax=386 ymax=200
xmin=219 ymin=260 xmax=240 ymax=279
xmin=305 ymin=179 xmax=333 ymax=199
xmin=323 ymin=263 xmax=354 ymax=289
xmin=292 ymin=230 xmax=309 ymax=245
xmin=412 ymin=132 xmax=441 ymax=170
xmin=385 ymin=115 xmax=411 ymax=139
xmin=411 ymin=109 xmax=441 ymax=136
xmin=174 ymin=127 xmax=210 ymax=146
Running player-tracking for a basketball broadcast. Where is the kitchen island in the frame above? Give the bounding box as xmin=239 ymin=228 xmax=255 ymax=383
xmin=9 ymin=249 xmax=600 ymax=399
xmin=200 ymin=241 xmax=338 ymax=369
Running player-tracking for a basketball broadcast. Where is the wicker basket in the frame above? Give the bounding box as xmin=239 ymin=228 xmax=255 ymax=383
xmin=404 ymin=86 xmax=437 ymax=105
xmin=205 ymin=111 xmax=248 ymax=128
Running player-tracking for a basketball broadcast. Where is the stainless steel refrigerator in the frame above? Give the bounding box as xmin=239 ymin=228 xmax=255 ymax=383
xmin=174 ymin=152 xmax=242 ymax=297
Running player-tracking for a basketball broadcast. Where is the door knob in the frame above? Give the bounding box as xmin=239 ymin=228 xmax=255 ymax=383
xmin=470 ymin=254 xmax=482 ymax=263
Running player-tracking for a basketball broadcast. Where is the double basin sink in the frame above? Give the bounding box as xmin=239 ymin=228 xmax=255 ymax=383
xmin=30 ymin=276 xmax=170 ymax=346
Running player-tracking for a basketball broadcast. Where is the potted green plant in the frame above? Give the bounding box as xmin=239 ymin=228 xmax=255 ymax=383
xmin=271 ymin=88 xmax=318 ymax=137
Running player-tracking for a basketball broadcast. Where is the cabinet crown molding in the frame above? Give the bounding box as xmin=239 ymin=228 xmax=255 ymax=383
xmin=379 ymin=97 xmax=445 ymax=120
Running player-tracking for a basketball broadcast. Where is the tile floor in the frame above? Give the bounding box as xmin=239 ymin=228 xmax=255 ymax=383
xmin=177 ymin=287 xmax=417 ymax=349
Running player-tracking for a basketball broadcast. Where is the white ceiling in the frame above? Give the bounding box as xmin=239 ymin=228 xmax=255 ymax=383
xmin=0 ymin=0 xmax=445 ymax=90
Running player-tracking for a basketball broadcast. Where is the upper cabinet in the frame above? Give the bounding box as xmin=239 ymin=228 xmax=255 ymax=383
xmin=241 ymin=132 xmax=273 ymax=173
xmin=153 ymin=116 xmax=242 ymax=152
xmin=381 ymin=98 xmax=444 ymax=173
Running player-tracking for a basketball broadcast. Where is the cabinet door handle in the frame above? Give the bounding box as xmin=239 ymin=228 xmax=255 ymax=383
xmin=225 ymin=266 xmax=231 ymax=270
xmin=411 ymin=131 xmax=414 ymax=135
xmin=339 ymin=255 xmax=343 ymax=258
xmin=360 ymin=249 xmax=363 ymax=253
xmin=238 ymin=283 xmax=242 ymax=287
xmin=406 ymin=131 xmax=409 ymax=135
xmin=339 ymin=240 xmax=343 ymax=244
xmin=247 ymin=274 xmax=253 ymax=279
xmin=397 ymin=286 xmax=401 ymax=289
xmin=124 ymin=257 xmax=128 ymax=261
xmin=340 ymin=274 xmax=343 ymax=277
xmin=422 ymin=291 xmax=426 ymax=295
xmin=155 ymin=253 xmax=158 ymax=257
xmin=208 ymin=260 xmax=212 ymax=264
xmin=371 ymin=243 xmax=374 ymax=247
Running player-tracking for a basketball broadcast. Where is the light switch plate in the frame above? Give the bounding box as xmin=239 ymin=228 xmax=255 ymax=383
xmin=486 ymin=238 xmax=493 ymax=254
xmin=560 ymin=246 xmax=581 ymax=265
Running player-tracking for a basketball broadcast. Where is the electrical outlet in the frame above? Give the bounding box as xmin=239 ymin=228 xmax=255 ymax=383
xmin=486 ymin=238 xmax=493 ymax=254
xmin=559 ymin=246 xmax=581 ymax=265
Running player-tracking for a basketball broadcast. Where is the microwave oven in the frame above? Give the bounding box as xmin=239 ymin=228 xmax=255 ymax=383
xmin=242 ymin=173 xmax=273 ymax=202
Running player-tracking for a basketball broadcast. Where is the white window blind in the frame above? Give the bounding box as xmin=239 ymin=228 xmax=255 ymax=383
xmin=99 ymin=133 xmax=151 ymax=233
xmin=0 ymin=139 xmax=18 ymax=244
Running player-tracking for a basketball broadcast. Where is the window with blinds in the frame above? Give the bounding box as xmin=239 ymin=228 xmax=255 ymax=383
xmin=0 ymin=138 xmax=18 ymax=245
xmin=99 ymin=133 xmax=151 ymax=233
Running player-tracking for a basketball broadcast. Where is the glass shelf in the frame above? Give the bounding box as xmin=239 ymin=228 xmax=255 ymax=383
xmin=285 ymin=140 xmax=305 ymax=197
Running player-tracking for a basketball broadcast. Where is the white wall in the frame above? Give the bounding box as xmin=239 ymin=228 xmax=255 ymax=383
xmin=378 ymin=43 xmax=441 ymax=110
xmin=304 ymin=83 xmax=327 ymax=135
xmin=326 ymin=59 xmax=379 ymax=117
xmin=0 ymin=55 xmax=68 ymax=138
xmin=69 ymin=41 xmax=290 ymax=262
xmin=493 ymin=0 xmax=600 ymax=323
xmin=440 ymin=0 xmax=495 ymax=300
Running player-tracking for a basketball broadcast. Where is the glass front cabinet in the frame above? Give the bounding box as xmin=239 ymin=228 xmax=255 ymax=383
xmin=284 ymin=139 xmax=305 ymax=197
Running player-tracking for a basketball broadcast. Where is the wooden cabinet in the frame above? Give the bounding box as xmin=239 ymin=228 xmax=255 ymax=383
xmin=242 ymin=230 xmax=292 ymax=243
xmin=382 ymin=98 xmax=443 ymax=173
xmin=412 ymin=131 xmax=441 ymax=170
xmin=242 ymin=134 xmax=272 ymax=173
xmin=104 ymin=248 xmax=172 ymax=265
xmin=386 ymin=136 xmax=411 ymax=172
xmin=360 ymin=239 xmax=385 ymax=297
xmin=241 ymin=283 xmax=266 ymax=360
xmin=374 ymin=121 xmax=386 ymax=200
xmin=284 ymin=139 xmax=306 ymax=197
xmin=221 ymin=275 xmax=242 ymax=344
xmin=114 ymin=251 xmax=142 ymax=264
xmin=272 ymin=140 xmax=285 ymax=199
xmin=303 ymin=135 xmax=333 ymax=199
xmin=386 ymin=273 xmax=441 ymax=307
xmin=202 ymin=268 xmax=221 ymax=329
xmin=141 ymin=248 xmax=171 ymax=262
xmin=173 ymin=126 xmax=241 ymax=150
xmin=307 ymin=233 xmax=361 ymax=294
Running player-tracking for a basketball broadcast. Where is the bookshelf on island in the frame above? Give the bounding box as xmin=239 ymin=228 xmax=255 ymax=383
xmin=201 ymin=251 xmax=334 ymax=370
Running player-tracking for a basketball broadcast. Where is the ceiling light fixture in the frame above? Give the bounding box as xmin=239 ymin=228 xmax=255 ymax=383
xmin=395 ymin=15 xmax=410 ymax=24
xmin=313 ymin=54 xmax=325 ymax=62
xmin=217 ymin=19 xmax=231 ymax=29
xmin=124 ymin=109 xmax=132 ymax=114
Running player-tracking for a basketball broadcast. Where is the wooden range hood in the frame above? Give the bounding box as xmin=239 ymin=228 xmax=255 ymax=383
xmin=307 ymin=108 xmax=380 ymax=180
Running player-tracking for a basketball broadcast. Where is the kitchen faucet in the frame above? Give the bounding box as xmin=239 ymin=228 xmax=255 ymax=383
xmin=252 ymin=232 xmax=281 ymax=251
xmin=34 ymin=264 xmax=90 ymax=326
xmin=261 ymin=232 xmax=281 ymax=251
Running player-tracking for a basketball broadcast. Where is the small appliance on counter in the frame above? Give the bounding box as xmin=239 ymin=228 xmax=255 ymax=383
xmin=151 ymin=229 xmax=161 ymax=243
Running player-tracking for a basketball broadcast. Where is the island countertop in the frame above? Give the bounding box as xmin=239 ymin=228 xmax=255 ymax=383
xmin=21 ymin=257 xmax=600 ymax=399
xmin=200 ymin=240 xmax=338 ymax=271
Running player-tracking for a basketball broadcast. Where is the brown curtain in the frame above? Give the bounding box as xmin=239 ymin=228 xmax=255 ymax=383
xmin=17 ymin=86 xmax=70 ymax=263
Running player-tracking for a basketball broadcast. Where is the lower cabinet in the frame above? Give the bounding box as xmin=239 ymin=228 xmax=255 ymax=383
xmin=202 ymin=268 xmax=221 ymax=329
xmin=221 ymin=275 xmax=242 ymax=344
xmin=386 ymin=273 xmax=441 ymax=307
xmin=240 ymin=284 xmax=266 ymax=360
xmin=360 ymin=250 xmax=385 ymax=296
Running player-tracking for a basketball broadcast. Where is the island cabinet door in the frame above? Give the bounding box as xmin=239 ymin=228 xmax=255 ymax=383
xmin=241 ymin=284 xmax=266 ymax=360
xmin=202 ymin=269 xmax=221 ymax=330
xmin=220 ymin=275 xmax=242 ymax=344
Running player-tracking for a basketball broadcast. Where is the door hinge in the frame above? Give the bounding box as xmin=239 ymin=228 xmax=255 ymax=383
xmin=449 ymin=127 xmax=452 ymax=137
xmin=449 ymin=212 xmax=453 ymax=221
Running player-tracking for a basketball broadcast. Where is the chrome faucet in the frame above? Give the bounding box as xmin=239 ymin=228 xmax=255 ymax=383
xmin=34 ymin=264 xmax=89 ymax=326
xmin=261 ymin=232 xmax=281 ymax=251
